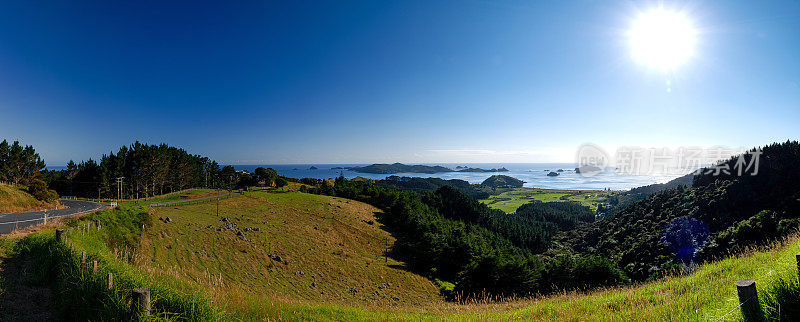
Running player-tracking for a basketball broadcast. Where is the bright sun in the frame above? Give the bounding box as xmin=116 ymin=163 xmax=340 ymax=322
xmin=629 ymin=9 xmax=696 ymax=71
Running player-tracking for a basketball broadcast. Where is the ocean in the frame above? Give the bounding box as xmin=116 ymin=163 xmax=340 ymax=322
xmin=45 ymin=163 xmax=688 ymax=190
xmin=231 ymin=163 xmax=687 ymax=191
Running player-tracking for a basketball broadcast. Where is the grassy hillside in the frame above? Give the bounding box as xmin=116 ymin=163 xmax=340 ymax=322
xmin=481 ymin=188 xmax=614 ymax=213
xmin=0 ymin=184 xmax=56 ymax=214
xmin=143 ymin=191 xmax=442 ymax=310
xmin=130 ymin=191 xmax=800 ymax=320
xmin=124 ymin=188 xmax=227 ymax=206
xmin=1 ymin=193 xmax=798 ymax=320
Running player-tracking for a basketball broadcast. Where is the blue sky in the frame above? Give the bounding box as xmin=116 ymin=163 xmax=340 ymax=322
xmin=1 ymin=1 xmax=798 ymax=165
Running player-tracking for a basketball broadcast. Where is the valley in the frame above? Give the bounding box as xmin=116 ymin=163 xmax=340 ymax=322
xmin=480 ymin=188 xmax=615 ymax=213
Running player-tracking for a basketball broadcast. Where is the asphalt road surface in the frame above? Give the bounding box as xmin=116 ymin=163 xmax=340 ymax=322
xmin=0 ymin=200 xmax=108 ymax=235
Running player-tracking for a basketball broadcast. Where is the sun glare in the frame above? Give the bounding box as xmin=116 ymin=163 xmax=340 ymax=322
xmin=629 ymin=9 xmax=696 ymax=71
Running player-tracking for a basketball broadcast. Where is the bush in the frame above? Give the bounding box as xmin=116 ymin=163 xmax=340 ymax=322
xmin=27 ymin=179 xmax=59 ymax=202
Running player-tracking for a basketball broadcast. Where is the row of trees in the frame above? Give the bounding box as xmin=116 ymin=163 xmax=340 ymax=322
xmin=44 ymin=142 xmax=220 ymax=198
xmin=43 ymin=142 xmax=290 ymax=199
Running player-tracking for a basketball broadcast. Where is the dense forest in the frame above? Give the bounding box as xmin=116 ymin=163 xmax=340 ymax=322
xmin=569 ymin=141 xmax=800 ymax=281
xmin=481 ymin=175 xmax=525 ymax=189
xmin=597 ymin=172 xmax=694 ymax=217
xmin=0 ymin=139 xmax=58 ymax=202
xmin=375 ymin=176 xmax=492 ymax=199
xmin=310 ymin=177 xmax=627 ymax=298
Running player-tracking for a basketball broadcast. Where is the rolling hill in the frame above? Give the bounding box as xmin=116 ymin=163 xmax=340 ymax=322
xmin=0 ymin=184 xmax=57 ymax=214
xmin=2 ymin=193 xmax=798 ymax=320
xmin=143 ymin=191 xmax=442 ymax=309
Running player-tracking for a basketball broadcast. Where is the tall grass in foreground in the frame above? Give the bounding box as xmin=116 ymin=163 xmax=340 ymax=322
xmin=13 ymin=205 xmax=221 ymax=321
xmin=762 ymin=274 xmax=800 ymax=321
xmin=5 ymin=200 xmax=800 ymax=320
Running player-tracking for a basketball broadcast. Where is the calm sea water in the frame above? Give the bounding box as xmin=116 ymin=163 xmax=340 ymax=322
xmin=232 ymin=163 xmax=687 ymax=191
xmin=46 ymin=163 xmax=686 ymax=190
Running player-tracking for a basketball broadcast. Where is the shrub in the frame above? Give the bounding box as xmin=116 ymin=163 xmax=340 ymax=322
xmin=28 ymin=179 xmax=59 ymax=202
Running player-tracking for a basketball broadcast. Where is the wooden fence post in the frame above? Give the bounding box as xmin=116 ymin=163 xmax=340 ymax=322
xmin=107 ymin=273 xmax=113 ymax=289
xmin=70 ymin=243 xmax=74 ymax=251
xmin=55 ymin=229 xmax=65 ymax=242
xmin=81 ymin=251 xmax=86 ymax=264
xmin=92 ymin=260 xmax=98 ymax=273
xmin=796 ymin=253 xmax=800 ymax=283
xmin=736 ymin=279 xmax=763 ymax=321
xmin=131 ymin=288 xmax=151 ymax=317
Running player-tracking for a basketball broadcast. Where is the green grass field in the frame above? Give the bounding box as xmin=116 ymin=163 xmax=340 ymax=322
xmin=131 ymin=192 xmax=800 ymax=320
xmin=2 ymin=191 xmax=799 ymax=320
xmin=480 ymin=188 xmax=615 ymax=213
xmin=123 ymin=188 xmax=226 ymax=206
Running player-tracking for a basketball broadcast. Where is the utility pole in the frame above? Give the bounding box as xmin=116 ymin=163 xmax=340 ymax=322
xmin=116 ymin=177 xmax=125 ymax=202
xmin=216 ymin=197 xmax=220 ymax=217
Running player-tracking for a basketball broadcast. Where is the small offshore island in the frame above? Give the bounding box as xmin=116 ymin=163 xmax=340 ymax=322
xmin=347 ymin=162 xmax=509 ymax=174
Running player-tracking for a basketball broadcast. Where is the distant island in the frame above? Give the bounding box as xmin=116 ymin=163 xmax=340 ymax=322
xmin=348 ymin=163 xmax=509 ymax=174
xmin=309 ymin=166 xmax=318 ymax=170
xmin=481 ymin=175 xmax=525 ymax=189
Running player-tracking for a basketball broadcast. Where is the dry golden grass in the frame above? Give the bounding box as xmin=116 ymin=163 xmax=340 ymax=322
xmin=141 ymin=191 xmax=442 ymax=313
xmin=0 ymin=184 xmax=60 ymax=215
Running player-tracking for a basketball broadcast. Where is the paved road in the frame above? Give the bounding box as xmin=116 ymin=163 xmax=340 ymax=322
xmin=0 ymin=200 xmax=108 ymax=235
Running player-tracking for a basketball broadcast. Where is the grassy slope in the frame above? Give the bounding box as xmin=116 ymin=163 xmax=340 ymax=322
xmin=508 ymin=236 xmax=800 ymax=321
xmin=0 ymin=184 xmax=55 ymax=214
xmin=124 ymin=188 xmax=226 ymax=206
xmin=480 ymin=188 xmax=614 ymax=213
xmin=143 ymin=191 xmax=800 ymax=320
xmin=2 ymin=192 xmax=798 ymax=320
xmin=143 ymin=191 xmax=441 ymax=312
